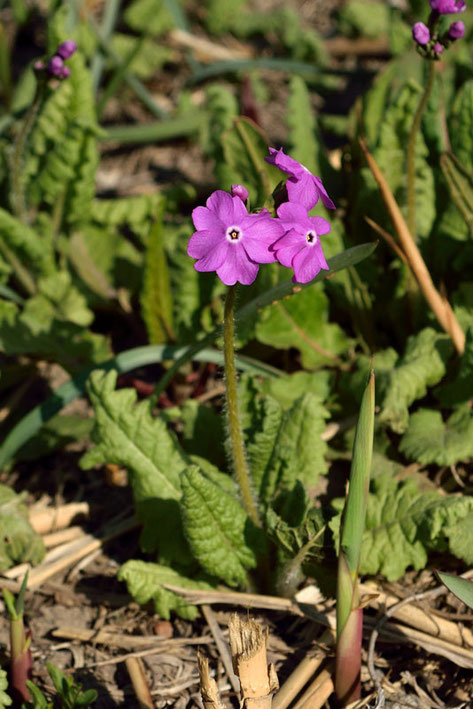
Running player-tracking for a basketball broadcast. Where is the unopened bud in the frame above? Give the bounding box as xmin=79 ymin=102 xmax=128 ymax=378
xmin=231 ymin=184 xmax=249 ymax=203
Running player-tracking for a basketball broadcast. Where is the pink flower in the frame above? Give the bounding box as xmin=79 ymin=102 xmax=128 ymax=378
xmin=412 ymin=22 xmax=431 ymax=45
xmin=430 ymin=0 xmax=466 ymax=13
xmin=188 ymin=190 xmax=284 ymax=286
xmin=433 ymin=42 xmax=444 ymax=53
xmin=231 ymin=184 xmax=249 ymax=202
xmin=449 ymin=20 xmax=466 ymax=37
xmin=272 ymin=202 xmax=330 ymax=283
xmin=265 ymin=147 xmax=335 ymax=211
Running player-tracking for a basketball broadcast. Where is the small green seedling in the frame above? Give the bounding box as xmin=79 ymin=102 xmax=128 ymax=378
xmin=24 ymin=664 xmax=97 ymax=709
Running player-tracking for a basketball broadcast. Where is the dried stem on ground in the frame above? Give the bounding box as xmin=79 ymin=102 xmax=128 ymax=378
xmin=197 ymin=651 xmax=226 ymax=709
xmin=125 ymin=656 xmax=154 ymax=709
xmin=29 ymin=502 xmax=90 ymax=535
xmin=360 ymin=139 xmax=465 ymax=355
xmin=229 ymin=614 xmax=279 ymax=709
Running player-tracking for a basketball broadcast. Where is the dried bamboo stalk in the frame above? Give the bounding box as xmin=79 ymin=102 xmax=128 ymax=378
xmin=292 ymin=665 xmax=334 ymax=709
xmin=197 ymin=652 xmax=226 ymax=709
xmin=125 ymin=657 xmax=154 ymax=709
xmin=272 ymin=629 xmax=334 ymax=709
xmin=29 ymin=502 xmax=90 ymax=535
xmin=43 ymin=526 xmax=84 ymax=549
xmin=360 ymin=583 xmax=473 ymax=648
xmin=228 ymin=614 xmax=278 ymax=709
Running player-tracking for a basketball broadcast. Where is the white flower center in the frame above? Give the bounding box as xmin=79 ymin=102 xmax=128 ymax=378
xmin=306 ymin=230 xmax=317 ymax=245
xmin=226 ymin=226 xmax=242 ymax=243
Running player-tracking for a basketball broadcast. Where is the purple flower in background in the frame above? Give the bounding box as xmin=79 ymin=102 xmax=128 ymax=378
xmin=56 ymin=40 xmax=77 ymax=59
xmin=433 ymin=41 xmax=445 ymax=53
xmin=272 ymin=202 xmax=330 ymax=283
xmin=231 ymin=184 xmax=249 ymax=203
xmin=47 ymin=55 xmax=64 ymax=76
xmin=449 ymin=20 xmax=466 ymax=37
xmin=430 ymin=0 xmax=466 ymax=13
xmin=265 ymin=147 xmax=335 ymax=211
xmin=188 ymin=190 xmax=284 ymax=286
xmin=412 ymin=22 xmax=431 ymax=45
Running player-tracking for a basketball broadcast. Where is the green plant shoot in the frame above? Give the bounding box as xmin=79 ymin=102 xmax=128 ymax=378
xmin=335 ymin=370 xmax=375 ymax=706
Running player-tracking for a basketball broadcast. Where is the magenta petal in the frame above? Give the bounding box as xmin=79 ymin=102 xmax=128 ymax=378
xmin=314 ymin=176 xmax=336 ymax=210
xmin=286 ymin=174 xmax=319 ymax=211
xmin=206 ymin=190 xmax=235 ymax=223
xmin=309 ymin=216 xmax=332 ymax=235
xmin=292 ymin=246 xmax=327 ymax=283
xmin=216 ymin=245 xmax=259 ymax=286
xmin=192 ymin=206 xmax=224 ymax=232
xmin=187 ymin=229 xmax=221 ymax=259
xmin=243 ymin=238 xmax=277 ymax=263
xmin=272 ymin=228 xmax=303 ymax=251
xmin=275 ymin=242 xmax=305 ymax=268
xmin=194 ymin=240 xmax=229 ymax=272
xmin=276 ymin=202 xmax=309 ymax=230
xmin=231 ymin=195 xmax=248 ymax=221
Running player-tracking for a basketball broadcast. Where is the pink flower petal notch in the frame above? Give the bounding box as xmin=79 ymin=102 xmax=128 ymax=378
xmin=188 ymin=189 xmax=284 ymax=286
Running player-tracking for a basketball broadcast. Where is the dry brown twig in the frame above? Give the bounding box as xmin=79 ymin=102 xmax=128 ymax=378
xmin=197 ymin=651 xmax=226 ymax=709
xmin=360 ymin=138 xmax=465 ymax=355
xmin=229 ymin=614 xmax=279 ymax=709
xmin=125 ymin=656 xmax=154 ymax=709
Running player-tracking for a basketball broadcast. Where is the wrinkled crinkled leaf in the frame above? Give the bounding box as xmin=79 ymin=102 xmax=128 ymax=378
xmin=399 ymin=405 xmax=473 ymax=466
xmin=436 ymin=326 xmax=473 ymax=407
xmin=180 ymin=400 xmax=226 ymax=469
xmin=0 ymin=484 xmax=45 ymax=571
xmin=330 ymin=474 xmax=473 ymax=581
xmin=180 ymin=466 xmax=257 ymax=587
xmin=80 ymin=370 xmax=190 ymax=562
xmin=255 ymin=283 xmax=352 ymax=370
xmin=118 ymin=560 xmax=211 ymax=620
xmin=0 ymin=669 xmax=11 ymax=708
xmin=259 ymin=370 xmax=332 ymax=409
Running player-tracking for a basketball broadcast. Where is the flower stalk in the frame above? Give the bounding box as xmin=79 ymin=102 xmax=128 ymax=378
xmin=223 ymin=285 xmax=261 ymax=527
xmin=335 ymin=371 xmax=375 ymax=706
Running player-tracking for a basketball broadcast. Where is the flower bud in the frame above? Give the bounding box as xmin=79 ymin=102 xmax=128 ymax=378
xmin=231 ymin=184 xmax=249 ymax=203
xmin=47 ymin=55 xmax=64 ymax=76
xmin=433 ymin=42 xmax=445 ymax=54
xmin=448 ymin=20 xmax=465 ymax=38
xmin=412 ymin=22 xmax=430 ymax=45
xmin=56 ymin=40 xmax=77 ymax=60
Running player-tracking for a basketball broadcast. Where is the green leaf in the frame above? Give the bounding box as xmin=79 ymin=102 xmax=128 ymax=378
xmin=124 ymin=0 xmax=175 ymax=35
xmin=366 ymin=328 xmax=451 ymax=434
xmin=118 ymin=560 xmax=211 ymax=620
xmin=0 ymin=207 xmax=52 ymax=277
xmin=80 ymin=370 xmax=189 ymax=561
xmin=330 ymin=474 xmax=473 ymax=581
xmin=140 ymin=201 xmax=175 ymax=343
xmin=259 ymin=370 xmax=332 ymax=409
xmin=255 ymin=283 xmax=352 ymax=370
xmin=111 ymin=33 xmax=172 ymax=79
xmin=440 ymin=152 xmax=473 ymax=238
xmin=180 ymin=466 xmax=257 ymax=587
xmin=399 ymin=405 xmax=473 ymax=466
xmin=0 ymin=484 xmax=45 ymax=571
xmin=449 ymin=80 xmax=473 ymax=175
xmin=437 ymin=571 xmax=473 ymax=610
xmin=242 ymin=389 xmax=284 ymax=498
xmin=338 ymin=0 xmax=389 ymax=38
xmin=220 ymin=117 xmax=280 ymax=206
xmin=286 ymin=76 xmax=320 ymax=175
xmin=179 ymin=401 xmax=226 ymax=469
xmin=0 ymin=669 xmax=11 ymax=708
xmin=436 ymin=326 xmax=473 ymax=406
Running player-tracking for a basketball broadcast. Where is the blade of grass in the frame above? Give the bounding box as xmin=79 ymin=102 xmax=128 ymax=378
xmin=436 ymin=571 xmax=473 ymax=610
xmin=91 ymin=0 xmax=123 ymax=93
xmin=101 ymin=113 xmax=204 ymax=143
xmin=96 ymin=34 xmax=144 ymax=119
xmin=0 ymin=346 xmax=281 ymax=469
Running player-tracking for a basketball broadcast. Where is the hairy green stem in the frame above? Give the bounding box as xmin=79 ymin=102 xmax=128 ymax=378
xmin=224 ymin=285 xmax=261 ymax=527
xmin=406 ymin=60 xmax=435 ymax=240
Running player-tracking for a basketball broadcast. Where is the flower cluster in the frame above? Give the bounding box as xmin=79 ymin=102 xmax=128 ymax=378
xmin=412 ymin=0 xmax=466 ymax=58
xmin=187 ymin=149 xmax=334 ymax=285
xmin=34 ymin=40 xmax=77 ymax=80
